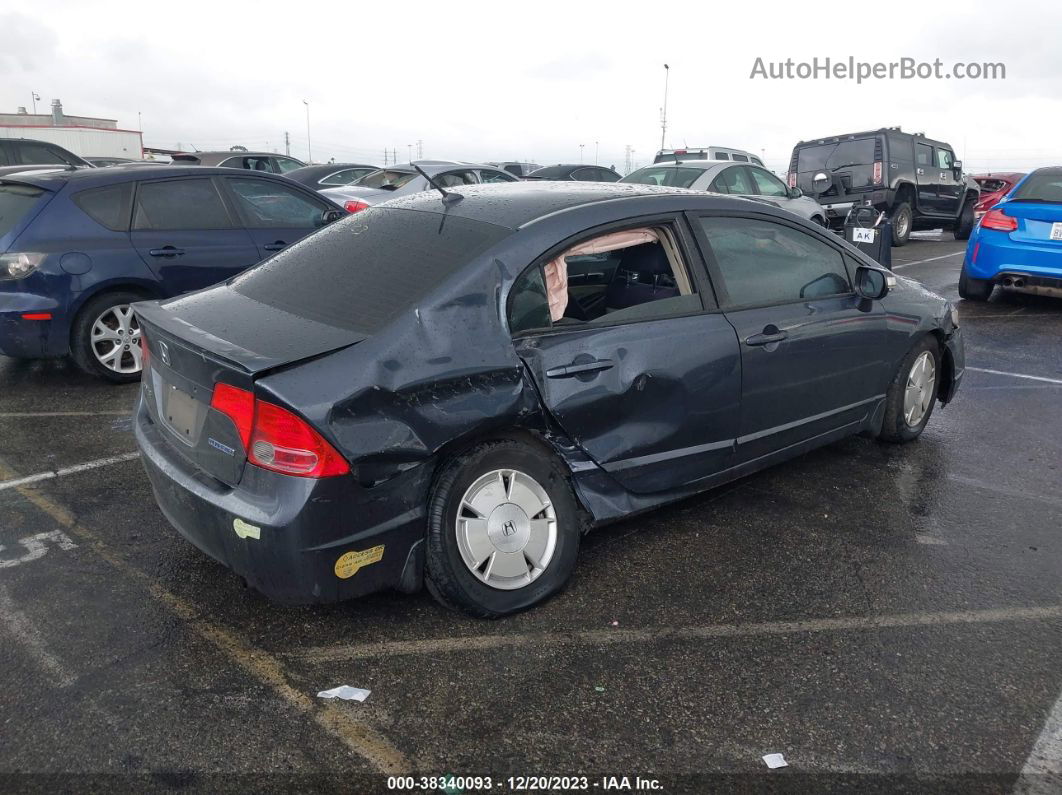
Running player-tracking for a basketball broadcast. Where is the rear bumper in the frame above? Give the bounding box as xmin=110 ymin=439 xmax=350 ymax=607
xmin=135 ymin=394 xmax=428 ymax=605
xmin=0 ymin=291 xmax=70 ymax=358
xmin=964 ymin=229 xmax=1062 ymax=283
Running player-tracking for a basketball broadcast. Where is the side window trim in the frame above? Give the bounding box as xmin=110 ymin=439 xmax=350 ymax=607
xmin=507 ymin=213 xmax=716 ymax=339
xmin=685 ymin=209 xmax=856 ymax=311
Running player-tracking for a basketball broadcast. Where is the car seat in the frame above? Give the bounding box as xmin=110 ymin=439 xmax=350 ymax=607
xmin=604 ymin=244 xmax=678 ymax=310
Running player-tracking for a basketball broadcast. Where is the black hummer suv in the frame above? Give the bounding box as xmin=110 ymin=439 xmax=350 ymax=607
xmin=787 ymin=127 xmax=979 ymax=246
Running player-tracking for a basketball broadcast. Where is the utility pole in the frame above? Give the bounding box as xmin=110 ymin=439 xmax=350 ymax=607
xmin=302 ymin=100 xmax=312 ymax=164
xmin=624 ymin=145 xmax=631 ymax=174
xmin=660 ymin=63 xmax=670 ymax=151
xmin=383 ymin=148 xmax=388 ymax=165
xmin=595 ymin=141 xmax=599 ymax=165
xmin=407 ymin=143 xmax=413 ymax=162
xmin=285 ymin=131 xmax=290 ymax=156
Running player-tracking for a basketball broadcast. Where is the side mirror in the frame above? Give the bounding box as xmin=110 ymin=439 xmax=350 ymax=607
xmin=855 ymin=266 xmax=892 ymax=300
xmin=787 ymin=186 xmax=803 ymax=199
xmin=952 ymin=160 xmax=963 ymax=170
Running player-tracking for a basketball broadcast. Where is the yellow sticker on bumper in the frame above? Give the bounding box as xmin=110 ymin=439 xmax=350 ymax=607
xmin=233 ymin=518 xmax=261 ymax=540
xmin=334 ymin=545 xmax=385 ymax=579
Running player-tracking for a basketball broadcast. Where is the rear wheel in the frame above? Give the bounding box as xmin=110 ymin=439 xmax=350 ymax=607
xmin=954 ymin=197 xmax=976 ymax=240
xmin=958 ymin=263 xmax=993 ymax=301
xmin=879 ymin=336 xmax=940 ymax=443
xmin=425 ymin=438 xmax=584 ymax=618
xmin=71 ymin=291 xmax=145 ymax=383
xmin=890 ymin=202 xmax=913 ymax=247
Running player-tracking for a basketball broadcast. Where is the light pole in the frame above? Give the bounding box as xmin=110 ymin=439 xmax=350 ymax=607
xmin=660 ymin=64 xmax=670 ymax=151
xmin=579 ymin=143 xmax=585 ymax=163
xmin=407 ymin=144 xmax=413 ymax=162
xmin=302 ymin=100 xmax=312 ymax=164
xmin=31 ymin=92 xmax=40 ymax=115
xmin=595 ymin=141 xmax=599 ymax=165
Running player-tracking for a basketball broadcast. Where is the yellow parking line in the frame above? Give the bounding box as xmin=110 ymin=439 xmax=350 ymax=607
xmin=0 ymin=454 xmax=409 ymax=775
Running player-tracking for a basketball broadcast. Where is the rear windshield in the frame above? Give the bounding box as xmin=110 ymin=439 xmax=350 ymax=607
xmin=976 ymin=178 xmax=1008 ymax=193
xmin=231 ymin=207 xmax=511 ymax=333
xmin=355 ymin=169 xmax=418 ymax=190
xmin=620 ymin=166 xmax=703 ymax=188
xmin=1009 ymin=172 xmax=1062 ymax=204
xmin=796 ymin=139 xmax=877 ymax=172
xmin=0 ymin=183 xmax=46 ymax=239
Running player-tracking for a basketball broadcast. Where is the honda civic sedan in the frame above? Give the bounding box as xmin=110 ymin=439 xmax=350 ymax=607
xmin=134 ymin=182 xmax=964 ymax=617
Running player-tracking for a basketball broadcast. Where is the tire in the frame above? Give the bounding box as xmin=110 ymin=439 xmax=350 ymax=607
xmin=70 ymin=290 xmax=146 ymax=383
xmin=890 ymin=202 xmax=913 ymax=247
xmin=953 ymin=197 xmax=976 ymax=240
xmin=879 ymin=336 xmax=941 ymax=443
xmin=958 ymin=263 xmax=993 ymax=301
xmin=425 ymin=438 xmax=586 ymax=618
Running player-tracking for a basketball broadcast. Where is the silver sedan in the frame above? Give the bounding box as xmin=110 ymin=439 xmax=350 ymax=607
xmin=321 ymin=160 xmax=519 ymax=211
xmin=620 ymin=160 xmax=827 ymax=226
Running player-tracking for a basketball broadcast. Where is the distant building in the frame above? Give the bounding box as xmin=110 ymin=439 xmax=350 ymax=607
xmin=0 ymin=99 xmax=143 ymax=159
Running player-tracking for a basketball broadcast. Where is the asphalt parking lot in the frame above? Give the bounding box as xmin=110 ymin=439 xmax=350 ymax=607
xmin=1 ymin=235 xmax=1060 ymax=792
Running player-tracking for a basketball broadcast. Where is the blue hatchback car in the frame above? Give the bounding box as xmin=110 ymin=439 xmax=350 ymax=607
xmin=960 ymin=166 xmax=1062 ymax=301
xmin=0 ymin=165 xmax=344 ymax=381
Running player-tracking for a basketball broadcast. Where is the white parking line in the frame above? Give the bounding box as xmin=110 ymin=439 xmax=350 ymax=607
xmin=0 ymin=584 xmax=76 ymax=687
xmin=0 ymin=411 xmax=131 ymax=418
xmin=966 ymin=367 xmax=1062 ymax=386
xmin=0 ymin=452 xmax=140 ymax=492
xmin=891 ymin=251 xmax=964 ymax=270
xmin=1015 ymin=687 xmax=1062 ymax=794
xmin=291 ymin=604 xmax=1062 ymax=663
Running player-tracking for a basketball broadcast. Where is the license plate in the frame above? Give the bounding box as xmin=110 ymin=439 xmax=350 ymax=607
xmin=1051 ymin=222 xmax=1062 ymax=241
xmin=853 ymin=227 xmax=876 ymax=244
xmin=163 ymin=385 xmax=199 ymax=442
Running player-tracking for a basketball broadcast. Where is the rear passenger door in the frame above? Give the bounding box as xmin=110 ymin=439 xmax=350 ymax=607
xmin=692 ymin=213 xmax=888 ymax=466
xmin=129 ymin=177 xmax=260 ymax=296
xmin=222 ymin=176 xmax=332 ymax=257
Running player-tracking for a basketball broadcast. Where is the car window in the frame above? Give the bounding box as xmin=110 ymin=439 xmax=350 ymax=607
xmin=14 ymin=142 xmax=71 ymax=166
xmin=916 ymin=143 xmax=933 ymax=166
xmin=0 ymin=143 xmax=9 ymax=166
xmin=698 ymin=216 xmax=851 ymax=307
xmin=132 ymin=178 xmax=233 ymax=230
xmin=571 ymin=168 xmax=602 ymax=182
xmin=356 ymin=169 xmax=418 ymax=190
xmin=620 ymin=166 xmax=703 ymax=188
xmin=752 ymin=157 xmax=764 ymax=166
xmin=320 ymin=169 xmax=358 ymax=186
xmin=0 ymin=184 xmax=45 ymax=238
xmin=436 ymin=170 xmax=478 ymax=187
xmin=709 ymin=166 xmax=754 ymax=195
xmin=508 ymin=225 xmax=700 ymax=334
xmin=935 ymin=149 xmax=953 ymax=169
xmin=748 ymin=167 xmax=788 ymax=198
xmin=732 ymin=154 xmax=749 ymax=162
xmin=274 ymin=157 xmax=303 ymax=173
xmin=714 ymin=153 xmax=730 ymax=160
xmin=479 ymin=169 xmax=518 ymax=183
xmin=73 ymin=183 xmax=134 ymax=231
xmin=221 ymin=155 xmax=275 ymax=173
xmin=232 ymin=207 xmax=511 ymax=334
xmin=227 ymin=178 xmax=327 ymax=228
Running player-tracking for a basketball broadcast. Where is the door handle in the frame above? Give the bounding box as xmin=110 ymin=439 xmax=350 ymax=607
xmin=745 ymin=329 xmax=789 ymax=347
xmin=263 ymin=241 xmax=287 ymax=251
xmin=148 ymin=246 xmax=185 ymax=258
xmin=545 ymin=359 xmax=614 ymax=378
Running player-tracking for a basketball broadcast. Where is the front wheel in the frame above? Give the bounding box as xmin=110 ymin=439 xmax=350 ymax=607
xmin=954 ymin=198 xmax=975 ymax=240
xmin=425 ymin=438 xmax=585 ymax=618
xmin=879 ymin=336 xmax=940 ymax=443
xmin=71 ymin=291 xmax=145 ymax=383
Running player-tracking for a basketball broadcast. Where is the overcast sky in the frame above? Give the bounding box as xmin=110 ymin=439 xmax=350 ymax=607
xmin=2 ymin=0 xmax=1060 ymax=173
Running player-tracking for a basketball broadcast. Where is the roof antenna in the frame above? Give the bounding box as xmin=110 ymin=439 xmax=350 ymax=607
xmin=412 ymin=163 xmax=463 ymax=204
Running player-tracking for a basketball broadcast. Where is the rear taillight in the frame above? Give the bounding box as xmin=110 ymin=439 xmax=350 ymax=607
xmin=210 ymin=383 xmax=254 ymax=448
xmin=140 ymin=333 xmax=150 ymax=370
xmin=980 ymin=208 xmax=1017 ymax=231
xmin=344 ymin=200 xmax=369 ymax=214
xmin=209 ymin=384 xmax=349 ymax=478
xmin=872 ymin=161 xmax=883 ymax=185
xmin=787 ymin=172 xmax=796 ymax=188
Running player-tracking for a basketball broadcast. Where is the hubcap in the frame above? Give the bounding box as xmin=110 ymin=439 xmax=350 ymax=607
xmin=90 ymin=304 xmax=142 ymax=374
xmin=896 ymin=211 xmax=910 ymax=238
xmin=903 ymin=351 xmax=936 ymax=428
xmin=456 ymin=469 xmax=557 ymax=591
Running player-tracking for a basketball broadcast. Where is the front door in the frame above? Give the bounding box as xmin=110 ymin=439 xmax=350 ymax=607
xmin=914 ymin=142 xmax=941 ymax=215
xmin=934 ymin=146 xmax=962 ymax=217
xmin=509 ymin=219 xmax=741 ymax=494
xmin=130 ymin=177 xmax=260 ymax=296
xmin=693 ymin=213 xmax=888 ymax=465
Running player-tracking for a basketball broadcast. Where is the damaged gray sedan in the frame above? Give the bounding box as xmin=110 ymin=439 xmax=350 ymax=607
xmin=134 ymin=182 xmax=964 ymax=617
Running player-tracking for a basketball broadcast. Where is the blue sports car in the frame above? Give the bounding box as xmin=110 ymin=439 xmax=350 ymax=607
xmin=960 ymin=166 xmax=1062 ymax=301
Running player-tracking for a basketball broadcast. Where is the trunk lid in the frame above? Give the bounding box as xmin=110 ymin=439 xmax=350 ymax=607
xmin=136 ymin=286 xmax=364 ymax=486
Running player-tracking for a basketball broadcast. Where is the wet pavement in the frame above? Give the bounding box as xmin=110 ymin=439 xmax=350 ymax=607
xmin=1 ymin=234 xmax=1060 ymax=793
